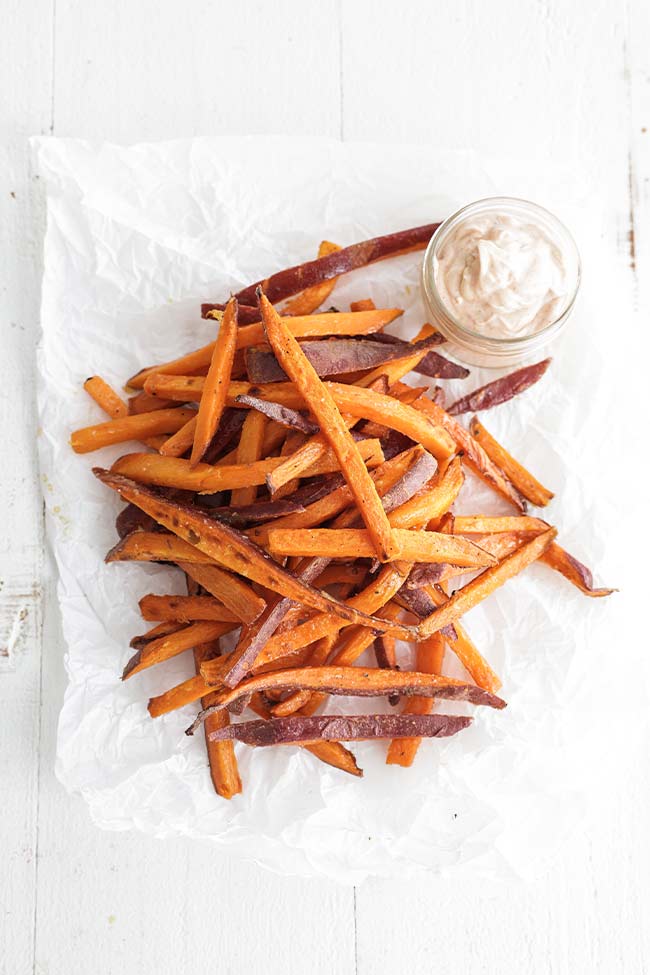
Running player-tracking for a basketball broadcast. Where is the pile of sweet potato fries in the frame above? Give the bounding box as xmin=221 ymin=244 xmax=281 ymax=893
xmin=70 ymin=223 xmax=613 ymax=798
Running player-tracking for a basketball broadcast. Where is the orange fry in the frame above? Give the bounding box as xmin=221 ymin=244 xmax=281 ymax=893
xmin=123 ymin=620 xmax=236 ymax=679
xmin=139 ymin=594 xmax=240 ymax=623
xmin=231 ymin=409 xmax=267 ymax=506
xmin=70 ymin=407 xmax=196 ymax=454
xmin=470 ymin=416 xmax=555 ymax=507
xmin=84 ymin=376 xmax=128 ymax=418
xmin=386 ymin=632 xmax=446 ymax=767
xmin=281 ymin=240 xmax=342 ymax=315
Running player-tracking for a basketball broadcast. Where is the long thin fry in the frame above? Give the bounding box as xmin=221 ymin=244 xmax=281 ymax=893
xmin=453 ymin=516 xmax=549 ymax=534
xmin=448 ymin=359 xmax=551 ymax=416
xmin=139 ymin=594 xmax=240 ymax=623
xmin=540 ymin=541 xmax=616 ymax=598
xmin=110 ymin=438 xmax=383 ymax=493
xmin=267 ymin=527 xmax=497 ymax=567
xmin=159 ymin=415 xmax=197 ymax=457
xmin=191 ymin=297 xmax=238 ymax=466
xmin=417 ymin=529 xmax=557 ymax=637
xmin=192 ymin=666 xmax=506 ymax=724
xmin=106 ymin=531 xmax=213 ymax=565
xmin=231 ymin=409 xmax=267 ymax=506
xmin=421 ymin=585 xmax=502 ymax=693
xmin=259 ymin=292 xmax=397 ymax=561
xmin=179 ymin=563 xmax=266 ymax=624
xmin=281 ymin=240 xmax=342 ymax=315
xmin=469 ymin=416 xmax=555 ymax=507
xmin=123 ymin=620 xmax=236 ymax=679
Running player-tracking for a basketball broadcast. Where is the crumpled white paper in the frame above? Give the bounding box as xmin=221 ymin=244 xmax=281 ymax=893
xmin=34 ymin=136 xmax=644 ymax=883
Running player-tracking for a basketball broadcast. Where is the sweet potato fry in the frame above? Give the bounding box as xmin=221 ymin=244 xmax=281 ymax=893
xmin=106 ymin=531 xmax=212 ymax=565
xmin=412 ymin=396 xmax=526 ymax=512
xmin=417 ymin=528 xmax=557 ymax=637
xmin=315 ymin=564 xmax=368 ymax=588
xmin=540 ymin=541 xmax=616 ymax=597
xmin=234 ymin=223 xmax=440 ymax=305
xmin=179 ymin=563 xmax=266 ymax=624
xmin=84 ymin=376 xmax=128 ymax=418
xmin=448 ymin=359 xmax=551 ymax=416
xmin=123 ymin=620 xmax=236 ymax=679
xmin=115 ymin=503 xmax=157 ymax=538
xmin=469 ymin=416 xmax=555 ymax=507
xmin=128 ymin=391 xmax=178 ymax=414
xmin=350 ymin=299 xmax=376 ymax=312
xmin=387 ymin=456 xmax=464 ymax=530
xmin=148 ymin=674 xmax=212 ymax=717
xmin=110 ymin=439 xmax=383 ymax=493
xmin=413 ymin=351 xmax=470 ymax=380
xmin=386 ymin=632 xmax=446 ymax=766
xmin=323 ymin=382 xmax=455 ymax=462
xmin=453 ymin=516 xmax=549 ymax=534
xmin=281 ymin=240 xmax=342 ymax=315
xmin=260 ymin=292 xmax=397 ymax=561
xmin=203 ymin=712 xmax=472 ymax=747
xmin=267 ymin=527 xmax=497 ymax=568
xmin=159 ymin=415 xmax=197 ymax=457
xmin=199 ymin=497 xmax=307 ymax=528
xmin=234 ymin=395 xmax=319 ymax=435
xmin=95 ymin=469 xmax=416 ymax=635
xmin=130 ymin=620 xmax=185 ymax=648
xmin=143 ymin=374 xmax=305 ymax=408
xmin=139 ymin=594 xmax=240 ymax=623
xmin=70 ymin=407 xmax=197 ymax=454
xmin=192 ymin=665 xmax=506 ymax=723
xmin=230 ymin=409 xmax=267 ymax=506
xmin=190 ymin=297 xmax=239 ymax=467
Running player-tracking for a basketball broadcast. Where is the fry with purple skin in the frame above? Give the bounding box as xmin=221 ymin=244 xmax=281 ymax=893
xmin=447 ymin=359 xmax=551 ymax=416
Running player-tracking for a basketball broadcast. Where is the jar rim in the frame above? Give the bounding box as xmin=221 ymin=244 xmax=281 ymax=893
xmin=422 ymin=196 xmax=581 ymax=351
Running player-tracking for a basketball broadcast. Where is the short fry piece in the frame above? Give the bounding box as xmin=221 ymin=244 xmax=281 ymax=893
xmin=469 ymin=416 xmax=555 ymax=507
xmin=84 ymin=376 xmax=128 ymax=418
xmin=540 ymin=542 xmax=616 ymax=598
xmin=191 ymin=297 xmax=238 ymax=466
xmin=70 ymin=408 xmax=197 ymax=454
xmin=139 ymin=594 xmax=240 ymax=623
xmin=417 ymin=528 xmax=557 ymax=637
xmin=260 ymin=292 xmax=397 ymax=561
xmin=386 ymin=632 xmax=446 ymax=766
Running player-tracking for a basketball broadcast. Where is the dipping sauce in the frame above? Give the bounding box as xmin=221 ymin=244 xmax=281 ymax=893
xmin=433 ymin=213 xmax=569 ymax=339
xmin=421 ymin=198 xmax=581 ymax=367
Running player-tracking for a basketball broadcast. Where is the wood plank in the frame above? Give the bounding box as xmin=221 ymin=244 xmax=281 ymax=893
xmin=0 ymin=0 xmax=52 ymax=970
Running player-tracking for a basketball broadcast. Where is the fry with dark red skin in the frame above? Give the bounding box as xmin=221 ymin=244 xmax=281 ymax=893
xmin=94 ymin=469 xmax=418 ymax=637
xmin=190 ymin=298 xmax=239 ymax=467
xmin=540 ymin=542 xmax=616 ymax=597
xmin=123 ymin=620 xmax=237 ymax=679
xmin=115 ymin=504 xmax=157 ymax=538
xmin=412 ymin=395 xmax=527 ymax=512
xmin=386 ymin=632 xmax=446 ymax=766
xmin=413 ymin=350 xmax=470 ymax=380
xmin=469 ymin=416 xmax=554 ymax=507
xmin=281 ymin=240 xmax=342 ymax=315
xmin=266 ymin=527 xmax=497 ymax=568
xmin=447 ymin=358 xmax=551 ymax=416
xmin=234 ymin=223 xmax=441 ymax=305
xmin=259 ymin=292 xmax=397 ymax=562
xmin=387 ymin=456 xmax=464 ymax=530
xmin=201 ymin=712 xmax=472 ymax=747
xmin=70 ymin=407 xmax=197 ymax=454
xmin=234 ymin=395 xmax=319 ymax=434
xmin=199 ymin=497 xmax=307 ymax=528
xmin=245 ymin=334 xmax=441 ymax=384
xmin=191 ymin=665 xmax=506 ymax=727
xmin=83 ymin=376 xmax=128 ymax=418
xmin=139 ymin=594 xmax=240 ymax=623
xmin=417 ymin=528 xmax=557 ymax=638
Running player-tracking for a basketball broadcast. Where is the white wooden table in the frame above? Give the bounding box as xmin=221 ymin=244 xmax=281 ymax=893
xmin=2 ymin=2 xmax=649 ymax=972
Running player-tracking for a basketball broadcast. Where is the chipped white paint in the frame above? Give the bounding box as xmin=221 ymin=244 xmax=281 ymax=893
xmin=1 ymin=1 xmax=649 ymax=973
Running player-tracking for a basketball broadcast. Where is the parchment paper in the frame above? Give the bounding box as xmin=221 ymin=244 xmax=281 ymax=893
xmin=34 ymin=136 xmax=644 ymax=883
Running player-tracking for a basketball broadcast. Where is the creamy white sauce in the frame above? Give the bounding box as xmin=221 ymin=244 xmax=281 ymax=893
xmin=433 ymin=213 xmax=569 ymax=338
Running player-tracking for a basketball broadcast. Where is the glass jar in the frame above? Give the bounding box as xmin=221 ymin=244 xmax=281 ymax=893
xmin=421 ymin=197 xmax=581 ymax=368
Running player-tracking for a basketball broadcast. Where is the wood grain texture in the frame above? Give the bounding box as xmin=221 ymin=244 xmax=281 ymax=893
xmin=1 ymin=0 xmax=649 ymax=973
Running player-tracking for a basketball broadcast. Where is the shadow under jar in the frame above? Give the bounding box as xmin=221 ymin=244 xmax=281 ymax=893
xmin=421 ymin=197 xmax=581 ymax=368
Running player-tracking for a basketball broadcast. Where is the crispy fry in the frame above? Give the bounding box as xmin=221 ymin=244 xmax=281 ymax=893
xmin=387 ymin=456 xmax=464 ymax=529
xmin=260 ymin=292 xmax=397 ymax=561
xmin=128 ymin=391 xmax=178 ymax=414
xmin=70 ymin=407 xmax=197 ymax=454
xmin=324 ymin=382 xmax=455 ymax=462
xmin=267 ymin=527 xmax=497 ymax=567
xmin=143 ymin=374 xmax=305 ymax=407
xmin=417 ymin=529 xmax=557 ymax=637
xmin=130 ymin=620 xmax=185 ymax=648
xmin=106 ymin=531 xmax=213 ymax=565
xmin=159 ymin=415 xmax=197 ymax=457
xmin=139 ymin=594 xmax=240 ymax=623
xmin=110 ymin=438 xmax=383 ymax=493
xmin=123 ymin=620 xmax=236 ymax=679
xmin=234 ymin=223 xmax=440 ymax=305
xmin=453 ymin=515 xmax=549 ymax=534
xmin=95 ymin=469 xmax=416 ymax=635
xmin=84 ymin=376 xmax=128 ymax=418
xmin=448 ymin=359 xmax=551 ymax=415
xmin=179 ymin=562 xmax=267 ymax=624
xmin=413 ymin=395 xmax=526 ymax=512
xmin=192 ymin=665 xmax=506 ymax=723
xmin=281 ymin=240 xmax=342 ymax=315
xmin=386 ymin=632 xmax=446 ymax=766
xmin=148 ymin=674 xmax=212 ymax=717
xmin=421 ymin=585 xmax=502 ymax=693
xmin=234 ymin=395 xmax=319 ymax=435
xmin=190 ymin=297 xmax=239 ymax=466
xmin=469 ymin=416 xmax=555 ymax=507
